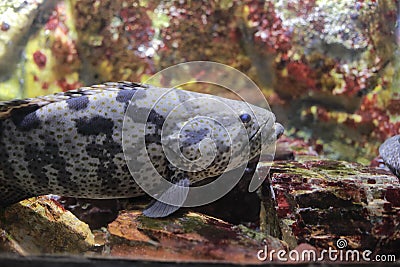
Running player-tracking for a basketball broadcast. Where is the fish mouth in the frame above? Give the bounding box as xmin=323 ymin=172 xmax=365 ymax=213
xmin=235 ymin=119 xmax=284 ymax=162
xmin=249 ymin=121 xmax=284 ymax=142
xmin=246 ymin=120 xmax=284 ymax=161
xmin=274 ymin=123 xmax=284 ymax=139
xmin=249 ymin=119 xmax=270 ymax=142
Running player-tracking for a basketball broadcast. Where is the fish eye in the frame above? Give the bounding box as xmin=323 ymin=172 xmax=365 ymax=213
xmin=239 ymin=113 xmax=251 ymax=123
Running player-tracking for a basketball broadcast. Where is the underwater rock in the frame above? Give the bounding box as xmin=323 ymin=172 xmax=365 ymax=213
xmin=242 ymin=0 xmax=399 ymax=163
xmin=0 ymin=0 xmax=56 ymax=80
xmin=107 ymin=210 xmax=287 ymax=263
xmin=191 ymin=157 xmax=261 ymax=225
xmin=261 ymin=158 xmax=400 ymax=257
xmin=379 ymin=135 xmax=400 ymax=178
xmin=268 ymin=0 xmax=396 ymax=103
xmin=0 ymin=228 xmax=27 ymax=255
xmin=0 ymin=196 xmax=95 ymax=254
xmin=0 ymin=0 xmax=398 ymax=165
xmin=0 ymin=0 xmax=82 ymax=100
xmin=0 ymin=143 xmax=399 ymax=262
xmin=57 ymin=158 xmax=264 ymax=228
xmin=57 ymin=197 xmax=120 ymax=230
xmin=71 ymin=0 xmax=158 ymax=84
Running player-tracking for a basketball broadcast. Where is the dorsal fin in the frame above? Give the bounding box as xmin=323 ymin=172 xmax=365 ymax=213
xmin=0 ymin=81 xmax=145 ymax=119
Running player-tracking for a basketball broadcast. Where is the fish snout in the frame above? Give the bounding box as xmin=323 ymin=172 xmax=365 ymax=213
xmin=274 ymin=123 xmax=284 ymax=140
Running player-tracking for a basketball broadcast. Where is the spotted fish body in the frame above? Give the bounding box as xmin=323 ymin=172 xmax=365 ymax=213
xmin=379 ymin=135 xmax=400 ymax=178
xmin=0 ymin=82 xmax=283 ymax=214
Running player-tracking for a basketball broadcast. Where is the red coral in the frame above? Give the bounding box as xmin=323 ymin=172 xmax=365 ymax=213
xmin=247 ymin=1 xmax=292 ymax=54
xmin=45 ymin=12 xmax=59 ymax=31
xmin=387 ymin=99 xmax=400 ymax=115
xmin=119 ymin=6 xmax=155 ymax=51
xmin=342 ymin=74 xmax=362 ymax=96
xmin=71 ymin=0 xmax=156 ymax=81
xmin=42 ymin=82 xmax=49 ymax=90
xmin=286 ymin=0 xmax=317 ymax=16
xmin=158 ymin=0 xmax=244 ymax=72
xmin=315 ymin=107 xmax=330 ymax=122
xmin=275 ymin=189 xmax=292 ymax=218
xmin=52 ymin=37 xmax=79 ymax=67
xmin=1 ymin=22 xmax=10 ymax=31
xmin=33 ymin=50 xmax=47 ymax=69
xmin=287 ymin=61 xmax=317 ymax=89
xmin=356 ymin=94 xmax=400 ymax=140
xmin=56 ymin=78 xmax=82 ymax=92
xmin=45 ymin=3 xmax=68 ymax=34
xmin=275 ymin=59 xmax=317 ymax=99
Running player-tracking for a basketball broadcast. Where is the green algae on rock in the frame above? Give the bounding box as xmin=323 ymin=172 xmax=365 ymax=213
xmin=0 ymin=0 xmax=51 ymax=78
xmin=107 ymin=210 xmax=287 ymax=263
xmin=260 ymin=157 xmax=400 ymax=257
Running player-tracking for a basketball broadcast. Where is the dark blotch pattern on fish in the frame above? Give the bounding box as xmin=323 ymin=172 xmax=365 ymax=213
xmin=10 ymin=105 xmax=41 ymax=131
xmin=75 ymin=116 xmax=114 ymax=136
xmin=116 ymin=90 xmax=137 ymax=103
xmin=124 ymin=142 xmax=147 ymax=173
xmin=0 ymin=120 xmax=31 ymax=206
xmin=113 ymin=81 xmax=141 ymax=90
xmin=25 ymin=138 xmax=75 ymax=191
xmin=147 ymin=109 xmax=165 ymax=129
xmin=181 ymin=128 xmax=210 ymax=147
xmin=66 ymin=96 xmax=89 ymax=110
xmin=130 ymin=108 xmax=169 ymax=178
xmin=128 ymin=106 xmax=165 ymax=143
xmin=85 ymin=135 xmax=123 ymax=193
xmin=144 ymin=110 xmax=166 ymax=145
xmin=19 ymin=112 xmax=41 ymax=131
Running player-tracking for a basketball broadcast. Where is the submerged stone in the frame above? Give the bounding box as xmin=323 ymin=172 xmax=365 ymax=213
xmin=0 ymin=196 xmax=94 ymax=254
xmin=260 ymin=157 xmax=400 ymax=258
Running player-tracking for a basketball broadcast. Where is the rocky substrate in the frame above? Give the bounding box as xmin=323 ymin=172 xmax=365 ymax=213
xmin=0 ymin=139 xmax=398 ymax=264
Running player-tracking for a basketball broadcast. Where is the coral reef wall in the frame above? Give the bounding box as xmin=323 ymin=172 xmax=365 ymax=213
xmin=0 ymin=0 xmax=399 ymax=163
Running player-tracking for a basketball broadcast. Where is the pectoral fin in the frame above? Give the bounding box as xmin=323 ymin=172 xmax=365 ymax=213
xmin=142 ymin=178 xmax=190 ymax=218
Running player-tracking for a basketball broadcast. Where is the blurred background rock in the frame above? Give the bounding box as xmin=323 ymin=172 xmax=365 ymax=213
xmin=0 ymin=0 xmax=399 ymax=163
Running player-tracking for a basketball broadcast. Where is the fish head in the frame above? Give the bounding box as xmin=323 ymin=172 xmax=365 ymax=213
xmin=161 ymin=92 xmax=284 ymax=179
